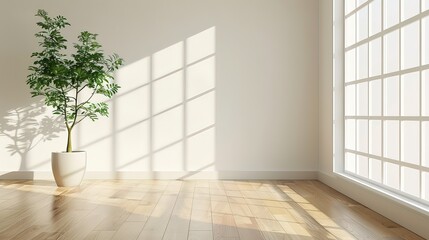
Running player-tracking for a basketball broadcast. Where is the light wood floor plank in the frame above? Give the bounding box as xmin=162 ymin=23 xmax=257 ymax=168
xmin=233 ymin=216 xmax=264 ymax=240
xmin=83 ymin=231 xmax=115 ymax=240
xmin=136 ymin=194 xmax=178 ymax=240
xmin=111 ymin=221 xmax=145 ymax=240
xmin=212 ymin=213 xmax=239 ymax=240
xmin=163 ymin=196 xmax=193 ymax=240
xmin=0 ymin=180 xmax=423 ymax=240
xmin=188 ymin=230 xmax=213 ymax=240
xmin=190 ymin=198 xmax=212 ymax=231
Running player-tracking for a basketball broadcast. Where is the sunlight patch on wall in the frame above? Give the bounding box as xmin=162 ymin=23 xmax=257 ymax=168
xmin=0 ymin=27 xmax=216 ymax=177
xmin=76 ymin=27 xmax=217 ymax=174
xmin=153 ymin=106 xmax=184 ymax=151
xmin=153 ymin=42 xmax=184 ymax=80
xmin=186 ymin=27 xmax=215 ymax=65
xmin=153 ymin=71 xmax=183 ymax=114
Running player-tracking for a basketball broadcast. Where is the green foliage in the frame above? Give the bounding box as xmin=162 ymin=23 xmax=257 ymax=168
xmin=27 ymin=9 xmax=124 ymax=152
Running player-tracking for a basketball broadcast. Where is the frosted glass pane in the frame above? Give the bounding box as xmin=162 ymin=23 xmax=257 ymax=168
xmin=357 ymin=0 xmax=367 ymax=6
xmin=384 ymin=76 xmax=400 ymax=116
xmin=346 ymin=119 xmax=356 ymax=150
xmin=384 ymin=120 xmax=400 ymax=160
xmin=401 ymin=21 xmax=420 ymax=70
xmin=401 ymin=72 xmax=420 ymax=116
xmin=384 ymin=30 xmax=399 ymax=73
xmin=384 ymin=0 xmax=400 ymax=29
xmin=346 ymin=15 xmax=356 ymax=47
xmin=357 ymin=43 xmax=368 ymax=79
xmin=401 ymin=0 xmax=420 ymax=21
xmin=423 ymin=122 xmax=429 ymax=167
xmin=423 ymin=70 xmax=429 ymax=116
xmin=401 ymin=121 xmax=420 ymax=165
xmin=369 ymin=79 xmax=382 ymax=116
xmin=357 ymin=6 xmax=369 ymax=42
xmin=424 ymin=0 xmax=429 ymax=11
xmin=345 ymin=152 xmax=356 ymax=173
xmin=369 ymin=38 xmax=382 ymax=77
xmin=369 ymin=158 xmax=382 ymax=183
xmin=357 ymin=155 xmax=369 ymax=178
xmin=369 ymin=120 xmax=382 ymax=156
xmin=357 ymin=82 xmax=368 ymax=116
xmin=401 ymin=167 xmax=420 ymax=197
xmin=357 ymin=120 xmax=368 ymax=153
xmin=384 ymin=162 xmax=400 ymax=189
xmin=345 ymin=85 xmax=356 ymax=116
xmin=345 ymin=49 xmax=356 ymax=82
xmin=345 ymin=0 xmax=356 ymax=15
xmin=423 ymin=172 xmax=429 ymax=201
xmin=369 ymin=0 xmax=382 ymax=36
xmin=423 ymin=17 xmax=429 ymax=65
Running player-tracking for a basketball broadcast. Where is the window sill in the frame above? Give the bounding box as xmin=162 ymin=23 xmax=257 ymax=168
xmin=332 ymin=171 xmax=429 ymax=217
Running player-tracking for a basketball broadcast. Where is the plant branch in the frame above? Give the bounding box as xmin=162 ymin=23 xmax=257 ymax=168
xmin=27 ymin=9 xmax=124 ymax=153
xmin=76 ymin=86 xmax=97 ymax=111
xmin=77 ymin=83 xmax=88 ymax=93
xmin=70 ymin=84 xmax=79 ymax=128
xmin=67 ymin=95 xmax=77 ymax=101
xmin=75 ymin=115 xmax=88 ymax=125
xmin=60 ymin=87 xmax=70 ymax=130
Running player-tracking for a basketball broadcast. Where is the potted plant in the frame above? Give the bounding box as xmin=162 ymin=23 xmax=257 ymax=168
xmin=27 ymin=10 xmax=123 ymax=187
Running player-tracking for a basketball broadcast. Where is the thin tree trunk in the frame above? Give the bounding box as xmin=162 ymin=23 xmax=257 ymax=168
xmin=66 ymin=128 xmax=72 ymax=152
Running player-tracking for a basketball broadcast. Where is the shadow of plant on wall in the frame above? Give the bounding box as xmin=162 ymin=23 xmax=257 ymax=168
xmin=0 ymin=100 xmax=64 ymax=170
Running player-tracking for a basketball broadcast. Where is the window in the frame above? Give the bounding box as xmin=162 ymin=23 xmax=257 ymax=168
xmin=344 ymin=0 xmax=429 ymax=204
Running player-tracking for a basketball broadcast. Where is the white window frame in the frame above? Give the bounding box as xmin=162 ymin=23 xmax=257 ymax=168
xmin=334 ymin=0 xmax=429 ymax=212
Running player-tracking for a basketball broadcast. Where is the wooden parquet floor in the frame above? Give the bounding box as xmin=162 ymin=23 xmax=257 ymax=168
xmin=0 ymin=180 xmax=423 ymax=240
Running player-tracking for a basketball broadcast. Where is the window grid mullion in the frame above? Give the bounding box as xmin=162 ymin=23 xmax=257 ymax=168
xmin=367 ymin=3 xmax=370 ymax=178
xmin=345 ymin=0 xmax=374 ymax=19
xmin=420 ymin=0 xmax=423 ymax=199
xmin=345 ymin=149 xmax=429 ymax=172
xmin=399 ymin=0 xmax=402 ymax=194
xmin=381 ymin=0 xmax=385 ymax=185
xmin=355 ymin=4 xmax=358 ymax=173
xmin=345 ymin=116 xmax=429 ymax=120
xmin=346 ymin=9 xmax=429 ymax=52
xmin=345 ymin=63 xmax=429 ymax=86
xmin=345 ymin=0 xmax=428 ymax=204
xmin=343 ymin=0 xmax=346 ymax=173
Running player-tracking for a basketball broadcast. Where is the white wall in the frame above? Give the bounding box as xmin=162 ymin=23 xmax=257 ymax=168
xmin=0 ymin=0 xmax=319 ymax=179
xmin=318 ymin=0 xmax=429 ymax=238
xmin=318 ymin=0 xmax=334 ymax=176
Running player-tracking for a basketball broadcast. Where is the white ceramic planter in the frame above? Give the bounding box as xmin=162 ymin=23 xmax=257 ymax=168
xmin=51 ymin=151 xmax=86 ymax=187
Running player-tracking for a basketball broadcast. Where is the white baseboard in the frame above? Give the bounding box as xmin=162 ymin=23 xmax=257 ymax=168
xmin=318 ymin=171 xmax=429 ymax=239
xmin=0 ymin=170 xmax=317 ymax=180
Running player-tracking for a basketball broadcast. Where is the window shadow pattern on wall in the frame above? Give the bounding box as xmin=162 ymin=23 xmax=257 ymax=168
xmin=78 ymin=27 xmax=216 ymax=178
